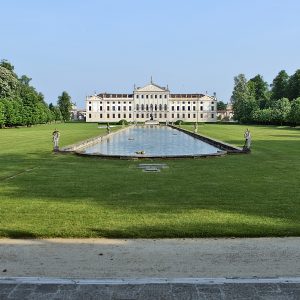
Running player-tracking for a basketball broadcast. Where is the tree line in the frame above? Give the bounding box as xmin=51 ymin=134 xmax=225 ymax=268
xmin=0 ymin=60 xmax=72 ymax=127
xmin=231 ymin=70 xmax=300 ymax=126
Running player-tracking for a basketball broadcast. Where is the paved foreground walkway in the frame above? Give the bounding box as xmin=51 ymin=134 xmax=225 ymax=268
xmin=1 ymin=238 xmax=300 ymax=278
xmin=0 ymin=277 xmax=300 ymax=299
xmin=0 ymin=238 xmax=300 ymax=298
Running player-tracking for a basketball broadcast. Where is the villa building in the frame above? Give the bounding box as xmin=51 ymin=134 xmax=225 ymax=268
xmin=86 ymin=81 xmax=217 ymax=123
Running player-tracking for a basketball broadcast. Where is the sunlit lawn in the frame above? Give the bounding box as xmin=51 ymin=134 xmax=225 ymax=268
xmin=0 ymin=122 xmax=299 ymax=238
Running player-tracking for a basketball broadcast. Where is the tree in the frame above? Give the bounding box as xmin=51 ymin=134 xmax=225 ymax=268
xmin=0 ymin=66 xmax=19 ymax=98
xmin=288 ymin=98 xmax=300 ymax=126
xmin=49 ymin=103 xmax=62 ymax=122
xmin=252 ymin=108 xmax=273 ymax=124
xmin=0 ymin=101 xmax=5 ymax=127
xmin=231 ymin=74 xmax=258 ymax=123
xmin=57 ymin=91 xmax=72 ymax=122
xmin=287 ymin=69 xmax=300 ymax=101
xmin=0 ymin=59 xmax=15 ymax=72
xmin=271 ymin=70 xmax=289 ymax=101
xmin=248 ymin=74 xmax=270 ymax=109
xmin=217 ymin=101 xmax=227 ymax=110
xmin=271 ymin=98 xmax=291 ymax=125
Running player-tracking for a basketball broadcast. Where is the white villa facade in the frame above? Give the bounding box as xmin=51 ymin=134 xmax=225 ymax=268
xmin=86 ymin=81 xmax=217 ymax=123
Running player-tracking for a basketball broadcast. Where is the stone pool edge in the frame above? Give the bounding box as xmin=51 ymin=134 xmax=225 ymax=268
xmin=59 ymin=126 xmax=132 ymax=153
xmin=169 ymin=125 xmax=245 ymax=154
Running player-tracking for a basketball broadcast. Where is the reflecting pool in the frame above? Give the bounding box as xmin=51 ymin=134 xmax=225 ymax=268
xmin=82 ymin=126 xmax=221 ymax=157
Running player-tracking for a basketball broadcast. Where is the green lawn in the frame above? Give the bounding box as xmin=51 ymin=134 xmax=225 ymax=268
xmin=0 ymin=123 xmax=299 ymax=238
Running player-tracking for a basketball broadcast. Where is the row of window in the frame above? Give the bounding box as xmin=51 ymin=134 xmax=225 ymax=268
xmin=89 ymin=113 xmax=215 ymax=119
xmin=136 ymin=104 xmax=168 ymax=111
xmin=136 ymin=94 xmax=167 ymax=99
xmin=89 ymin=105 xmax=215 ymax=112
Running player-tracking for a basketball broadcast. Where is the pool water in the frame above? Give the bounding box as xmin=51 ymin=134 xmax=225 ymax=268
xmin=82 ymin=126 xmax=221 ymax=157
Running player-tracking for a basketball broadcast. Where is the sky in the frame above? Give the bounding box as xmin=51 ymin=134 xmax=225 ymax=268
xmin=1 ymin=0 xmax=300 ymax=108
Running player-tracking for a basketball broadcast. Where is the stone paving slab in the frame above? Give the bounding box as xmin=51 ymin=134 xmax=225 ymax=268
xmin=0 ymin=278 xmax=300 ymax=300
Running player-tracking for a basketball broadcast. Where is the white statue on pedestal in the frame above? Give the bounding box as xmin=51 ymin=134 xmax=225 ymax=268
xmin=243 ymin=129 xmax=251 ymax=150
xmin=52 ymin=129 xmax=60 ymax=151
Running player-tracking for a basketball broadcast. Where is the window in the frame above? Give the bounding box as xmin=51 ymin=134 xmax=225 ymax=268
xmin=129 ymin=101 xmax=131 ymax=104
xmin=100 ymin=114 xmax=102 ymax=118
xmin=154 ymin=113 xmax=157 ymax=118
xmin=188 ymin=114 xmax=190 ymax=118
xmin=118 ymin=106 xmax=121 ymax=111
xmin=159 ymin=95 xmax=162 ymax=99
xmin=112 ymin=106 xmax=116 ymax=111
xmin=159 ymin=113 xmax=162 ymax=118
xmin=150 ymin=104 xmax=153 ymax=110
xmin=118 ymin=114 xmax=121 ymax=118
xmin=172 ymin=106 xmax=174 ymax=111
xmin=100 ymin=106 xmax=102 ymax=111
xmin=188 ymin=106 xmax=190 ymax=111
xmin=155 ymin=105 xmax=157 ymax=111
xmin=146 ymin=113 xmax=149 ymax=118
xmin=183 ymin=101 xmax=185 ymax=104
xmin=200 ymin=101 xmax=203 ymax=104
xmin=107 ymin=106 xmax=110 ymax=111
xmin=164 ymin=95 xmax=167 ymax=98
xmin=136 ymin=104 xmax=139 ymax=110
xmin=141 ymin=113 xmax=144 ymax=118
xmin=129 ymin=106 xmax=132 ymax=111
xmin=123 ymin=106 xmax=126 ymax=111
xmin=118 ymin=101 xmax=120 ymax=104
xmin=193 ymin=114 xmax=196 ymax=118
xmin=164 ymin=104 xmax=167 ymax=111
xmin=129 ymin=114 xmax=132 ymax=118
xmin=211 ymin=101 xmax=214 ymax=104
xmin=89 ymin=101 xmax=91 ymax=104
xmin=136 ymin=114 xmax=139 ymax=118
xmin=124 ymin=101 xmax=126 ymax=104
xmin=211 ymin=106 xmax=214 ymax=111
xmin=193 ymin=101 xmax=195 ymax=104
xmin=182 ymin=113 xmax=185 ymax=118
xmin=113 ymin=114 xmax=115 ymax=118
xmin=177 ymin=106 xmax=180 ymax=111
xmin=155 ymin=95 xmax=157 ymax=99
xmin=177 ymin=113 xmax=180 ymax=118
xmin=123 ymin=114 xmax=126 ymax=118
xmin=164 ymin=113 xmax=167 ymax=118
xmin=159 ymin=104 xmax=162 ymax=111
xmin=89 ymin=113 xmax=91 ymax=118
xmin=193 ymin=106 xmax=196 ymax=111
xmin=141 ymin=95 xmax=144 ymax=99
xmin=188 ymin=101 xmax=190 ymax=104
xmin=200 ymin=106 xmax=203 ymax=111
xmin=146 ymin=104 xmax=149 ymax=111
xmin=150 ymin=95 xmax=153 ymax=99
xmin=107 ymin=114 xmax=110 ymax=118
xmin=136 ymin=95 xmax=139 ymax=99
xmin=211 ymin=113 xmax=214 ymax=118
xmin=182 ymin=106 xmax=185 ymax=111
xmin=146 ymin=95 xmax=148 ymax=99
xmin=172 ymin=114 xmax=174 ymax=118
xmin=89 ymin=106 xmax=91 ymax=111
xmin=113 ymin=101 xmax=115 ymax=104
xmin=141 ymin=104 xmax=144 ymax=110
xmin=100 ymin=101 xmax=102 ymax=104
xmin=200 ymin=114 xmax=203 ymax=118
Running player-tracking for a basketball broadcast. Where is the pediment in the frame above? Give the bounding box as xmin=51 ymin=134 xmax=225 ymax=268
xmin=136 ymin=83 xmax=167 ymax=92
